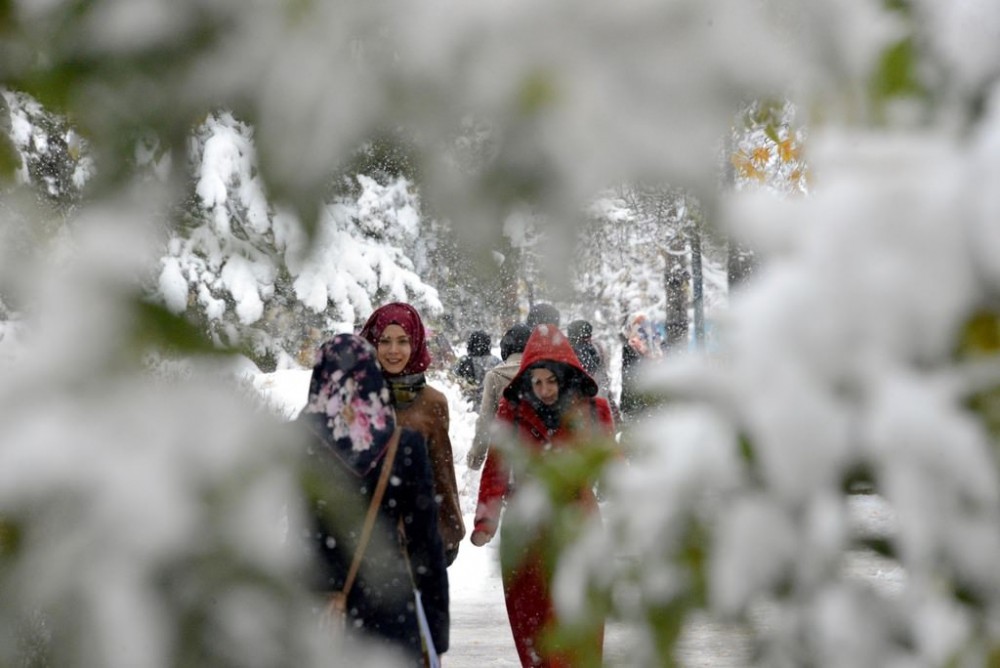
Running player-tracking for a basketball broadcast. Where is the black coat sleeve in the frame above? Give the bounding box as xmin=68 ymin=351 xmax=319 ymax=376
xmin=395 ymin=428 xmax=450 ymax=654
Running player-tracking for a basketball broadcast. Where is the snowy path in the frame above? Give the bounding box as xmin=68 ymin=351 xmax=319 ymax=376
xmin=444 ymin=494 xmax=900 ymax=667
xmin=445 ymin=511 xmax=746 ymax=667
xmin=445 ymin=511 xmax=633 ymax=667
xmin=446 ymin=524 xmax=520 ymax=667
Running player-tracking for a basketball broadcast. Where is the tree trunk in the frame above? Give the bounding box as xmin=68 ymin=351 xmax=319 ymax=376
xmin=690 ymin=226 xmax=704 ymax=349
xmin=663 ymin=234 xmax=689 ymax=351
xmin=498 ymin=236 xmax=522 ymax=328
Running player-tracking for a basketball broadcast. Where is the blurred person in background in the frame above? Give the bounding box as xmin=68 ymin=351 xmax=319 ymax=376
xmin=526 ymin=303 xmax=561 ymax=330
xmin=619 ymin=311 xmax=661 ymax=422
xmin=453 ymin=329 xmax=501 ymax=408
xmin=566 ymin=320 xmax=610 ymax=396
xmin=466 ymin=323 xmax=532 ymax=470
xmin=568 ymin=318 xmax=619 ymax=426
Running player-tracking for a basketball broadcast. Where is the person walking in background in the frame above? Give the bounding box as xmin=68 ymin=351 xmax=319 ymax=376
xmin=360 ymin=302 xmax=466 ymax=565
xmin=526 ymin=303 xmax=560 ymax=330
xmin=296 ymin=335 xmax=449 ymax=665
xmin=566 ymin=319 xmax=610 ymax=397
xmin=453 ymin=329 xmax=501 ymax=408
xmin=466 ymin=323 xmax=532 ymax=470
xmin=619 ymin=311 xmax=662 ymax=422
xmin=470 ymin=324 xmax=614 ymax=667
xmin=568 ymin=318 xmax=619 ymax=426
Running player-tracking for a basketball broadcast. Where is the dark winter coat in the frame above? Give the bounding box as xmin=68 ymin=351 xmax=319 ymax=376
xmin=395 ymin=383 xmax=466 ymax=559
xmin=473 ymin=324 xmax=613 ymax=667
xmin=298 ymin=335 xmax=449 ymax=663
xmin=619 ymin=312 xmax=661 ymax=420
xmin=454 ymin=353 xmax=502 ymax=406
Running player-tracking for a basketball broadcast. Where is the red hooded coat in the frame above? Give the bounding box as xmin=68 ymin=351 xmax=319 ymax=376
xmin=473 ymin=324 xmax=614 ymax=667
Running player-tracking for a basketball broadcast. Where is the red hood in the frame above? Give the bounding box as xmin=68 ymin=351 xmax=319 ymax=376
xmin=503 ymin=324 xmax=598 ymax=401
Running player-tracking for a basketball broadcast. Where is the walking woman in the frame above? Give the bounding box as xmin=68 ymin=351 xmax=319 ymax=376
xmin=297 ymin=334 xmax=449 ymax=665
xmin=360 ymin=302 xmax=466 ymax=564
xmin=471 ymin=324 xmax=615 ymax=667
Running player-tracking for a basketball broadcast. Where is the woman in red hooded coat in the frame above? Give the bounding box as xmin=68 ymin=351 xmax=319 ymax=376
xmin=471 ymin=324 xmax=614 ymax=667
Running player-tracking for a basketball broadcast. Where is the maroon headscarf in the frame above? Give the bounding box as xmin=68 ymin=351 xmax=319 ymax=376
xmin=358 ymin=302 xmax=433 ymax=376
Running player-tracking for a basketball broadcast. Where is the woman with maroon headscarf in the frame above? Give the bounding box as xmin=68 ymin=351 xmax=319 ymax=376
xmin=471 ymin=324 xmax=614 ymax=667
xmin=360 ymin=302 xmax=466 ymax=565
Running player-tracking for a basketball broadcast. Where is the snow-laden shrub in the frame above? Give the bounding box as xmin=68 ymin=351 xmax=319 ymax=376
xmin=157 ymin=112 xmax=441 ymax=370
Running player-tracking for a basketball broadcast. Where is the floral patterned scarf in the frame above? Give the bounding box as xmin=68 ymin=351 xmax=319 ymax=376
xmin=301 ymin=334 xmax=396 ymax=477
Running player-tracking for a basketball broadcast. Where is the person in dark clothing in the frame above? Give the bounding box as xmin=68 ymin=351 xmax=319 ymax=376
xmin=567 ymin=320 xmax=604 ymax=386
xmin=568 ymin=319 xmax=616 ymax=420
xmin=526 ymin=303 xmax=561 ymax=329
xmin=297 ymin=334 xmax=449 ymax=664
xmin=454 ymin=329 xmax=501 ymax=407
xmin=619 ymin=312 xmax=662 ymax=421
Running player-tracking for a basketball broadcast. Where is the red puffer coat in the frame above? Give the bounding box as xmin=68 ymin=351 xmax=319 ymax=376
xmin=473 ymin=324 xmax=614 ymax=667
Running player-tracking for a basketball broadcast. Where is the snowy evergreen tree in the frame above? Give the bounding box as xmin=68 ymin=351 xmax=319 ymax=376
xmin=574 ymin=186 xmax=727 ymax=363
xmin=1 ymin=88 xmax=92 ymax=209
xmin=157 ymin=112 xmax=442 ymax=370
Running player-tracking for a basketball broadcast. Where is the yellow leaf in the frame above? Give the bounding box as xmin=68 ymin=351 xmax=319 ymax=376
xmin=778 ymin=137 xmax=799 ymax=163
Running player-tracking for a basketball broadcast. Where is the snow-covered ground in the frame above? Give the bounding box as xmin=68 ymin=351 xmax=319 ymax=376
xmin=252 ymin=366 xmax=900 ymax=667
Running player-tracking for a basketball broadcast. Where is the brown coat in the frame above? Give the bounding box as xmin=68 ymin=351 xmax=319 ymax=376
xmin=396 ymin=384 xmax=466 ymax=553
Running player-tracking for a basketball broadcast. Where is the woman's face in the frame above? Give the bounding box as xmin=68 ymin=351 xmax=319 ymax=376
xmin=530 ymin=367 xmax=560 ymax=406
xmin=376 ymin=324 xmax=412 ymax=375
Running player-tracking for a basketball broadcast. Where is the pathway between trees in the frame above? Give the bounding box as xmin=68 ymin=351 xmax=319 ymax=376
xmin=446 ymin=496 xmax=897 ymax=666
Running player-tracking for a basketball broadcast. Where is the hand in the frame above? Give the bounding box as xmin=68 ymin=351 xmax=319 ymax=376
xmin=470 ymin=530 xmax=492 ymax=546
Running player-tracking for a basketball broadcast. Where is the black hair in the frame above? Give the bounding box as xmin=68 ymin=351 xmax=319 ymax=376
xmin=567 ymin=319 xmax=592 ymax=345
xmin=520 ymin=360 xmax=586 ymax=397
xmin=466 ymin=330 xmax=491 ymax=357
xmin=499 ymin=323 xmax=532 ymax=361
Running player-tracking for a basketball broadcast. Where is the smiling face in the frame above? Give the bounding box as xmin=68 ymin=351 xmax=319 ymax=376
xmin=530 ymin=367 xmax=560 ymax=406
xmin=376 ymin=323 xmax=412 ymax=375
